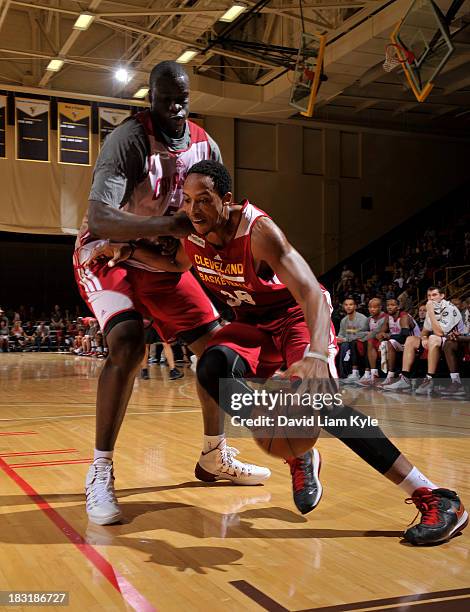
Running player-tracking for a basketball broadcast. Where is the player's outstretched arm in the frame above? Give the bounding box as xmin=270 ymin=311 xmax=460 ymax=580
xmin=250 ymin=216 xmax=330 ymax=379
xmin=132 ymin=241 xmax=192 ymax=272
xmin=88 ymin=202 xmax=193 ymax=242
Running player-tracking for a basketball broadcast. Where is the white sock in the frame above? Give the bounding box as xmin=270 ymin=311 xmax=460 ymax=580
xmin=450 ymin=372 xmax=461 ymax=383
xmin=94 ymin=449 xmax=113 ymax=462
xmin=352 ymin=369 xmax=359 ymax=377
xmin=203 ymin=434 xmax=226 ymax=453
xmin=386 ymin=371 xmax=395 ymax=379
xmin=399 ymin=466 xmax=438 ymax=495
xmin=363 ymin=370 xmax=371 ymax=379
xmin=371 ymin=369 xmax=378 ymax=377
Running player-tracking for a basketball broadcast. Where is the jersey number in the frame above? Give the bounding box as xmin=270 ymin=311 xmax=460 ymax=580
xmin=220 ymin=290 xmax=256 ymax=307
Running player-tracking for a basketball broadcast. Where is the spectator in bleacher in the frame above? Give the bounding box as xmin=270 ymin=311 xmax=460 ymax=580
xmin=442 ymin=299 xmax=469 ymax=396
xmin=383 ymin=287 xmax=463 ymax=394
xmin=10 ymin=320 xmax=26 ymax=350
xmin=385 ymin=284 xmax=396 ymax=300
xmin=0 ymin=319 xmax=9 ymax=352
xmin=393 ymin=270 xmax=405 ymax=290
xmin=0 ymin=308 xmax=8 ymax=326
xmin=451 ymin=296 xmax=466 ymax=315
xmin=337 ymin=297 xmax=369 ymax=382
xmin=417 ymin=303 xmax=427 ymax=330
xmin=357 ymin=298 xmax=387 ymax=386
xmin=64 ymin=319 xmax=77 ymax=352
xmin=397 ymin=285 xmax=414 ymax=313
xmin=50 ymin=306 xmax=65 ymax=347
xmin=34 ymin=322 xmax=51 ymax=351
xmin=376 ymin=299 xmax=419 ymax=388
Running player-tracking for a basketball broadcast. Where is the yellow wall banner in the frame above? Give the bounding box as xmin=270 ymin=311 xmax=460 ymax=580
xmin=98 ymin=107 xmax=131 ymax=148
xmin=58 ymin=102 xmax=91 ymax=165
xmin=0 ymin=95 xmax=6 ymax=159
xmin=15 ymin=98 xmax=50 ymax=162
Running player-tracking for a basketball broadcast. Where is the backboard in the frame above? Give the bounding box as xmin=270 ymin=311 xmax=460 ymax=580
xmin=391 ymin=0 xmax=455 ymax=102
xmin=289 ymin=32 xmax=327 ymax=117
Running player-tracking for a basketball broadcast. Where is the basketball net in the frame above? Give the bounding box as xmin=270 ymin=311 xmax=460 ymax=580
xmin=383 ymin=44 xmax=414 ymax=72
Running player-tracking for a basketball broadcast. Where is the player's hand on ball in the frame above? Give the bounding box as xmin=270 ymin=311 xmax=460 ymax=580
xmin=281 ymin=356 xmax=336 ymax=397
xmin=84 ymin=241 xmax=132 ymax=268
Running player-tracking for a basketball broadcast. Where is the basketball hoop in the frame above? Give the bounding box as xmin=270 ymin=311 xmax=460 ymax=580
xmin=383 ymin=43 xmax=415 ymax=72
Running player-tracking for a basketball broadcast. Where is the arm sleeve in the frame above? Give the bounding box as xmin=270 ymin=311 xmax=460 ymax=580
xmin=89 ymin=119 xmax=149 ymax=208
xmin=207 ymin=134 xmax=223 ymax=162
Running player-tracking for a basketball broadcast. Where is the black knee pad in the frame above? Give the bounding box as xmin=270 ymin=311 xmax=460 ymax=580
xmin=321 ymin=403 xmax=401 ymax=474
xmin=197 ymin=345 xmax=252 ymax=416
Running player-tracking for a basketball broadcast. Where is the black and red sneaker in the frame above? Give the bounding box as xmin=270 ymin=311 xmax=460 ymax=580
xmin=403 ymin=487 xmax=468 ymax=545
xmin=286 ymin=448 xmax=323 ymax=515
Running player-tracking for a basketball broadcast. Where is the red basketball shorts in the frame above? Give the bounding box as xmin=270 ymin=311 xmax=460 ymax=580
xmin=74 ymin=246 xmax=219 ymax=343
xmin=205 ymin=304 xmax=338 ymax=379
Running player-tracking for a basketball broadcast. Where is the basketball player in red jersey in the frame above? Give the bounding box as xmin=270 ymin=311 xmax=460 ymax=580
xmin=96 ymin=160 xmax=467 ymax=545
xmin=74 ymin=62 xmax=271 ymax=526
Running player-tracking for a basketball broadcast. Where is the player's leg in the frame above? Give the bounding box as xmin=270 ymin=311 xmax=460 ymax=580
xmin=195 ymin=339 xmax=271 ymax=485
xmin=358 ymin=339 xmax=380 ymax=386
xmin=415 ymin=335 xmax=442 ymax=394
xmin=74 ymin=246 xmax=145 ymax=525
xmin=137 ymin=270 xmax=271 ymax=485
xmin=276 ymin=313 xmax=326 ymax=514
xmin=319 ymin=407 xmax=467 ymax=544
xmin=442 ymin=338 xmax=467 ymax=396
xmin=274 ymin=310 xmax=467 ymax=544
xmin=163 ymin=343 xmax=183 ymax=380
xmin=383 ymin=337 xmax=418 ymax=391
xmin=141 ymin=343 xmax=150 ymax=379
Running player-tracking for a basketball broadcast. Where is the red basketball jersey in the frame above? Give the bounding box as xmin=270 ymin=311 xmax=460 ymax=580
xmin=183 ymin=200 xmax=330 ymax=323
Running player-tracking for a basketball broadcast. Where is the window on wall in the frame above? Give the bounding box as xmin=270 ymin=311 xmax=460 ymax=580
xmin=235 ymin=120 xmax=276 ymax=171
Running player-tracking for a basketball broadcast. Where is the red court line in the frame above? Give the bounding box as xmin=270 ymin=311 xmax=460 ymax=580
xmin=0 ymin=431 xmax=38 ymax=436
xmin=9 ymin=458 xmax=93 ymax=468
xmin=0 ymin=449 xmax=77 ymax=457
xmin=0 ymin=456 xmax=157 ymax=612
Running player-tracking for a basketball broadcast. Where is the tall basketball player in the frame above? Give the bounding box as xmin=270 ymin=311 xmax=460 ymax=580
xmin=93 ymin=160 xmax=468 ymax=545
xmin=74 ymin=62 xmax=271 ymax=526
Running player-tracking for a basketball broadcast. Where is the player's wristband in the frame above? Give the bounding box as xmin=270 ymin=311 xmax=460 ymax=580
xmin=305 ymin=351 xmax=329 ymax=363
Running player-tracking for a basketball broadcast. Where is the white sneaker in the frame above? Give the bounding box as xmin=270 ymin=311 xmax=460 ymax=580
xmin=85 ymin=459 xmax=122 ymax=525
xmin=415 ymin=378 xmax=434 ymax=395
xmin=195 ymin=443 xmax=271 ymax=485
xmin=342 ymin=372 xmax=361 ymax=385
xmin=382 ymin=374 xmax=411 ymax=392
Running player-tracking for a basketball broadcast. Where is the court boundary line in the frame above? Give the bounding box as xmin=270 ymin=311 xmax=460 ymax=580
xmin=0 ymin=409 xmax=200 ymax=422
xmin=230 ymin=580 xmax=470 ymax=612
xmin=0 ymin=455 xmax=157 ymax=612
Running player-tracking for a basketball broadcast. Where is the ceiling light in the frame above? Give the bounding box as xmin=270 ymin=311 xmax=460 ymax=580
xmin=73 ymin=12 xmax=95 ymax=31
xmin=115 ymin=68 xmax=131 ymax=83
xmin=176 ymin=49 xmax=198 ymax=64
xmin=46 ymin=59 xmax=64 ymax=72
xmin=133 ymin=87 xmax=149 ymax=99
xmin=219 ymin=3 xmax=247 ymax=23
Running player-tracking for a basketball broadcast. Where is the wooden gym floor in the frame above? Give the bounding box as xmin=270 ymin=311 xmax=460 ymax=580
xmin=0 ymin=353 xmax=469 ymax=612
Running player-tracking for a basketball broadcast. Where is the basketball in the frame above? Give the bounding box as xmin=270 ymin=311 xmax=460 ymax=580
xmin=249 ymin=391 xmax=321 ymax=458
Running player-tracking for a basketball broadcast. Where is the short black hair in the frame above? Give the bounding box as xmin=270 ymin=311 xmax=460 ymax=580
xmin=187 ymin=160 xmax=232 ymax=197
xmin=427 ymin=286 xmax=444 ymax=294
xmin=343 ymin=296 xmax=356 ymax=304
xmin=149 ymin=61 xmax=188 ymax=88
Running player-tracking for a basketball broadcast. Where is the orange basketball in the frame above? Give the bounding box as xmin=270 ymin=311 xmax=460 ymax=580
xmin=249 ymin=393 xmax=321 ymax=459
